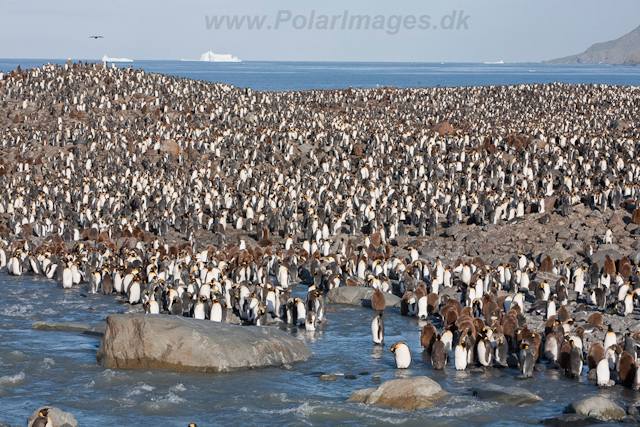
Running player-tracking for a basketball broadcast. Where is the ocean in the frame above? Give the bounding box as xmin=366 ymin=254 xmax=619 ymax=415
xmin=1 ymin=59 xmax=639 ymax=92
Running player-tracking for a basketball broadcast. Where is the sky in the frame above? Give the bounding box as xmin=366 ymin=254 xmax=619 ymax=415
xmin=2 ymin=0 xmax=639 ymax=62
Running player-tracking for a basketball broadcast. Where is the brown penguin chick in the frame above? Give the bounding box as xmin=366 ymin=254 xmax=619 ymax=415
xmin=445 ymin=298 xmax=463 ymax=315
xmin=522 ymin=332 xmax=542 ymax=362
xmin=604 ymin=254 xmax=616 ymax=276
xmin=439 ymin=304 xmax=455 ymax=321
xmin=455 ymin=315 xmax=473 ymax=328
xmin=426 ymin=293 xmax=439 ymax=314
xmin=502 ymin=316 xmax=518 ymax=350
xmin=461 ymin=306 xmax=473 ymax=318
xmin=444 ymin=309 xmax=459 ymax=328
xmin=539 ymin=255 xmax=554 ymax=272
xmin=473 ymin=317 xmax=485 ymax=334
xmin=482 ymin=299 xmax=499 ymax=320
xmin=618 ymin=351 xmax=638 ymax=387
xmin=556 ymin=305 xmax=570 ymax=323
xmin=587 ymin=342 xmax=605 ymax=370
xmin=414 ymin=283 xmax=427 ymax=300
xmin=545 ymin=316 xmax=556 ymax=336
xmin=618 ymin=256 xmax=633 ymax=279
xmin=420 ymin=322 xmax=437 ymax=353
xmin=371 ymin=288 xmax=386 ymax=313
xmin=632 ymin=207 xmax=640 ymax=225
xmin=457 ymin=320 xmax=477 ymax=341
xmin=516 ymin=325 xmax=533 ymax=349
xmin=560 ymin=340 xmax=572 ymax=371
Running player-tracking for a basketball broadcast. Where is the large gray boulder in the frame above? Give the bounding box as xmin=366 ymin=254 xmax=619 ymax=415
xmin=566 ymin=396 xmax=626 ymax=421
xmin=347 ymin=376 xmax=447 ymax=411
xmin=326 ymin=287 xmax=400 ymax=308
xmin=471 ymin=383 xmax=542 ymax=405
xmin=96 ymin=314 xmax=312 ymax=372
xmin=27 ymin=406 xmax=78 ymax=427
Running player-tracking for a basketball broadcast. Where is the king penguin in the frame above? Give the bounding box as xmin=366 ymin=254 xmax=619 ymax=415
xmin=371 ymin=312 xmax=384 ymax=345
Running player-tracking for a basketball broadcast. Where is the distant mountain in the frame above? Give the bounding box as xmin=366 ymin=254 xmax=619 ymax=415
xmin=545 ymin=25 xmax=640 ymax=65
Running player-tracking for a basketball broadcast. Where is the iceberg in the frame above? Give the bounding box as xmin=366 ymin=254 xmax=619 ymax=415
xmin=197 ymin=51 xmax=241 ymax=62
xmin=102 ymin=55 xmax=133 ymax=63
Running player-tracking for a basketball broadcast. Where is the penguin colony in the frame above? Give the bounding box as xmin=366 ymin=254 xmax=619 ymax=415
xmin=1 ymin=62 xmax=640 ymax=391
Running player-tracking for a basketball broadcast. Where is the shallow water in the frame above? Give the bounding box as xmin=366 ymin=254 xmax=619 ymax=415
xmin=0 ymin=274 xmax=639 ymax=426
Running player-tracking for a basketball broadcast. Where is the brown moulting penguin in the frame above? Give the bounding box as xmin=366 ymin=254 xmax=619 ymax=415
xmin=420 ymin=322 xmax=437 ymax=354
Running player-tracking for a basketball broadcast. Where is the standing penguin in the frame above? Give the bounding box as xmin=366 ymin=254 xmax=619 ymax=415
xmin=390 ymin=341 xmax=412 ymax=369
xmin=495 ymin=336 xmax=509 ymax=367
xmin=431 ymin=335 xmax=447 ymax=370
xmin=568 ymin=340 xmax=583 ymax=378
xmin=519 ymin=344 xmax=534 ymax=378
xmin=477 ymin=337 xmax=493 ymax=367
xmin=596 ymin=358 xmax=611 ymax=387
xmin=454 ymin=339 xmax=468 ymax=371
xmin=371 ymin=312 xmax=384 ymax=345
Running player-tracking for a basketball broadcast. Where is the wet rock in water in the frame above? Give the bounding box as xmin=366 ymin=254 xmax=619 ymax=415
xmin=372 ymin=375 xmax=382 ymax=382
xmin=320 ymin=374 xmax=337 ymax=381
xmin=83 ymin=321 xmax=107 ymax=337
xmin=325 ymin=287 xmax=400 ymax=308
xmin=566 ymin=396 xmax=627 ymax=421
xmin=471 ymin=383 xmax=542 ymax=405
xmin=347 ymin=376 xmax=447 ymax=411
xmin=0 ymin=422 xmax=10 ymax=427
xmin=30 ymin=321 xmax=90 ymax=332
xmin=345 ymin=374 xmax=357 ymax=380
xmin=96 ymin=314 xmax=312 ymax=372
xmin=27 ymin=406 xmax=78 ymax=427
xmin=543 ymin=414 xmax=600 ymax=426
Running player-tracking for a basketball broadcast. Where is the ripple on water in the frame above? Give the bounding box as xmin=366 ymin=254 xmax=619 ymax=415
xmin=169 ymin=383 xmax=186 ymax=394
xmin=1 ymin=350 xmax=28 ymax=363
xmin=0 ymin=304 xmax=34 ymax=318
xmin=125 ymin=383 xmax=155 ymax=397
xmin=0 ymin=372 xmax=26 ymax=386
xmin=141 ymin=392 xmax=187 ymax=416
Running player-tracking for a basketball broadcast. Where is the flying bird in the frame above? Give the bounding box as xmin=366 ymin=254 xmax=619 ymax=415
xmin=89 ymin=36 xmax=104 ymax=39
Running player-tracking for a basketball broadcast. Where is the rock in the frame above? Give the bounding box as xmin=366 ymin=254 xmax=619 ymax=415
xmin=30 ymin=321 xmax=90 ymax=332
xmin=27 ymin=406 xmax=78 ymax=427
xmin=628 ymin=250 xmax=640 ymax=265
xmin=347 ymin=376 xmax=447 ymax=411
xmin=83 ymin=321 xmax=107 ymax=337
xmin=472 ymin=383 xmax=542 ymax=405
xmin=320 ymin=374 xmax=337 ymax=381
xmin=556 ymin=230 xmax=572 ymax=241
xmin=96 ymin=314 xmax=312 ymax=372
xmin=566 ymin=396 xmax=627 ymax=421
xmin=542 ymin=243 xmax=574 ymax=262
xmin=372 ymin=375 xmax=382 ymax=382
xmin=0 ymin=422 xmax=10 ymax=427
xmin=590 ymin=249 xmax=623 ymax=264
xmin=543 ymin=414 xmax=599 ymax=426
xmin=326 ymin=287 xmax=400 ymax=308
